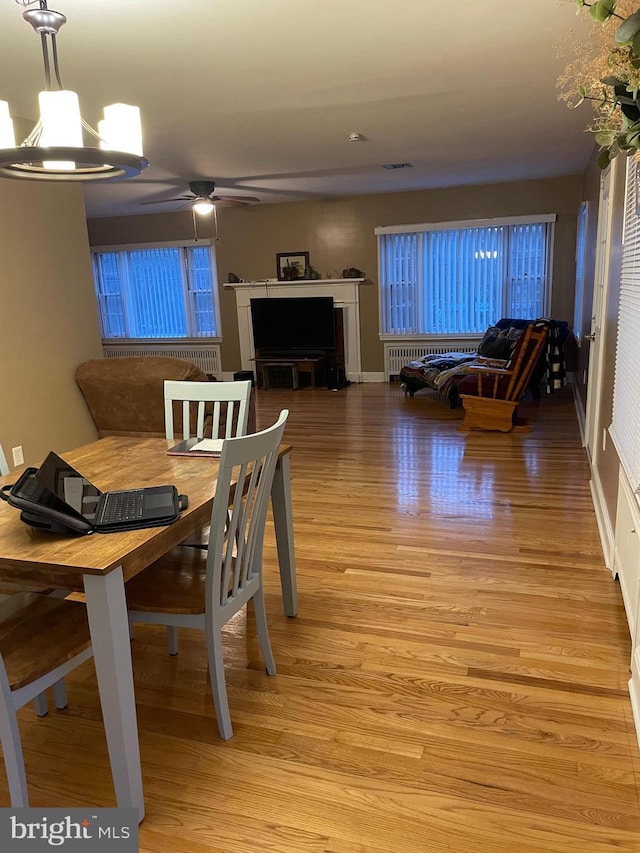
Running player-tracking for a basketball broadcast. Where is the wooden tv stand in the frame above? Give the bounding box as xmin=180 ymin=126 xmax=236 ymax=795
xmin=253 ymin=356 xmax=326 ymax=390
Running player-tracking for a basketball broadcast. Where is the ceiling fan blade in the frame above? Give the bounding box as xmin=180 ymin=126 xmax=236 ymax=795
xmin=140 ymin=180 xmax=260 ymax=211
xmin=211 ymin=198 xmax=248 ymax=208
xmin=211 ymin=195 xmax=259 ymax=207
xmin=140 ymin=195 xmax=193 ymax=206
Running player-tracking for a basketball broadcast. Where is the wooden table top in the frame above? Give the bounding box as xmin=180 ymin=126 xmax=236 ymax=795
xmin=0 ymin=436 xmax=290 ymax=590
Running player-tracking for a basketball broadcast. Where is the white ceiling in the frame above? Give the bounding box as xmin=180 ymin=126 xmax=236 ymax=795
xmin=0 ymin=0 xmax=595 ymax=219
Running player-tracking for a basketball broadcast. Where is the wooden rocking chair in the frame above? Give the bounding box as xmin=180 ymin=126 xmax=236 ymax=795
xmin=457 ymin=320 xmax=549 ymax=432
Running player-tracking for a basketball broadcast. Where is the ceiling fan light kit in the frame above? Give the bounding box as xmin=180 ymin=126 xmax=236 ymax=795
xmin=193 ymin=199 xmax=215 ymax=216
xmin=0 ymin=0 xmax=148 ymax=182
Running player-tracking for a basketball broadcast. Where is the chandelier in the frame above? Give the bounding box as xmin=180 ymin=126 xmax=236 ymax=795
xmin=0 ymin=0 xmax=149 ymax=181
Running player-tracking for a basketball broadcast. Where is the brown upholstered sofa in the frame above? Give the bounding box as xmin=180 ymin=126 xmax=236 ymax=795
xmin=75 ymin=356 xmax=256 ymax=438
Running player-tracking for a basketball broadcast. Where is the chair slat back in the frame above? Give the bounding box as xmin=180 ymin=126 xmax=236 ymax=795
xmin=164 ymin=380 xmax=252 ymax=441
xmin=506 ymin=323 xmax=548 ymax=401
xmin=205 ymin=411 xmax=288 ymax=611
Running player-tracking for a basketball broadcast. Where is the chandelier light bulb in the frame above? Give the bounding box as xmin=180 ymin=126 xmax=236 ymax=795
xmin=39 ymin=90 xmax=82 ymax=170
xmin=98 ymin=104 xmax=143 ymax=157
xmin=0 ymin=101 xmax=16 ymax=148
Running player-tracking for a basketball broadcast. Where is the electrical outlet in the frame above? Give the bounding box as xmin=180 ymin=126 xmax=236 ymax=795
xmin=11 ymin=446 xmax=24 ymax=466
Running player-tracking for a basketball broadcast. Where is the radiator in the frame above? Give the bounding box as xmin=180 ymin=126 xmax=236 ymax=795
xmin=384 ymin=338 xmax=481 ymax=380
xmin=102 ymin=343 xmax=222 ymax=378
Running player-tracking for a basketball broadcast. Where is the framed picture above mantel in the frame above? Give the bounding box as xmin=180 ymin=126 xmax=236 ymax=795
xmin=276 ymin=251 xmax=309 ymax=281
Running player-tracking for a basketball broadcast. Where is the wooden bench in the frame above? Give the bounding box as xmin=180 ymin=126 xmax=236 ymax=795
xmin=261 ymin=361 xmax=299 ymax=391
xmin=254 ymin=357 xmax=326 ymax=390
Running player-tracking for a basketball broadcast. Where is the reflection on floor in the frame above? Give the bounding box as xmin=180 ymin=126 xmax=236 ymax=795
xmin=9 ymin=383 xmax=640 ymax=853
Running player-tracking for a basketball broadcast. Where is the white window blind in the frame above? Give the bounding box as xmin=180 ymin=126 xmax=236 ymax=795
xmin=376 ymin=215 xmax=555 ymax=336
xmin=610 ymin=160 xmax=640 ymax=491
xmin=92 ymin=243 xmax=220 ymax=340
xmin=573 ymin=202 xmax=588 ymax=341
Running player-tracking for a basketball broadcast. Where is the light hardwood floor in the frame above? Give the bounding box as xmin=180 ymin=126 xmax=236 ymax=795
xmin=6 ymin=383 xmax=640 ymax=852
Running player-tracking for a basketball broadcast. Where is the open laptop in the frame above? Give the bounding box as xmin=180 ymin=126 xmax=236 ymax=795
xmin=2 ymin=451 xmax=185 ymax=535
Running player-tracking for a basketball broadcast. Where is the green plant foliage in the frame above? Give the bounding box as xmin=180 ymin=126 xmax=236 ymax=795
xmin=590 ymin=0 xmax=618 ymax=23
xmin=616 ymin=8 xmax=640 ymax=40
xmin=566 ymin=2 xmax=640 ymax=167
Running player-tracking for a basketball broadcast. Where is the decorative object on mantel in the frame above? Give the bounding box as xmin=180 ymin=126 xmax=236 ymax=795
xmin=342 ymin=267 xmax=364 ymax=278
xmin=228 ymin=273 xmax=240 ymax=283
xmin=305 ymin=264 xmax=321 ymax=280
xmin=558 ymin=0 xmax=640 ymax=168
xmin=276 ymin=252 xmax=310 ymax=281
xmin=0 ymin=0 xmax=148 ymax=182
xmin=225 ymin=276 xmax=366 ymax=287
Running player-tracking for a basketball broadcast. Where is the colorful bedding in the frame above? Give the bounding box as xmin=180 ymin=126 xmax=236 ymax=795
xmin=399 ymin=352 xmax=506 ymax=405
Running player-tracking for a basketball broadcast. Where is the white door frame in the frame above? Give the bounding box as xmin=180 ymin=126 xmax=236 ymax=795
xmin=584 ymin=161 xmax=617 ymax=464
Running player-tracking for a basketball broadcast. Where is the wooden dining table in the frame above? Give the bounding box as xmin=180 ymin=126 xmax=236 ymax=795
xmin=0 ymin=435 xmax=297 ymax=820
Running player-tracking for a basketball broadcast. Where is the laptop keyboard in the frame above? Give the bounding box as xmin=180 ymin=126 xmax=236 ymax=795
xmin=100 ymin=490 xmax=145 ymax=523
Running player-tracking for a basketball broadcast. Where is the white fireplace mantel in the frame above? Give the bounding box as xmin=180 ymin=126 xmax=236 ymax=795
xmin=225 ymin=278 xmax=367 ymax=382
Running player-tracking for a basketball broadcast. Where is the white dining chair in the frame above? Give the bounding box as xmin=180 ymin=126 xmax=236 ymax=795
xmin=161 ymin=379 xmax=254 ymax=653
xmin=0 ymin=592 xmax=93 ymax=806
xmin=127 ymin=410 xmax=289 ymax=740
xmin=164 ymin=379 xmax=252 ymax=441
xmin=0 ymin=436 xmax=74 ymax=717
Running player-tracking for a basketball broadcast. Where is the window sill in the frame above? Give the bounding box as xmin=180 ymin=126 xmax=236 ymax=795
xmin=378 ymin=333 xmax=483 ymax=342
xmin=102 ymin=337 xmax=222 ymax=345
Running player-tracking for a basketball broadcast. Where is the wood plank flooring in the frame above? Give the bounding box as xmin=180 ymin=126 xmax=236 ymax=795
xmin=5 ymin=383 xmax=640 ymax=852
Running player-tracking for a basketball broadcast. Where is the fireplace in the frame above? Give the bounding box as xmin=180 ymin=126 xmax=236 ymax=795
xmin=225 ymin=278 xmax=366 ymax=382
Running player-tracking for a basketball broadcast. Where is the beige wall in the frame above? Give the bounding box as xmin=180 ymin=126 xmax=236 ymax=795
xmin=88 ymin=175 xmax=583 ymax=374
xmin=0 ymin=179 xmax=103 ymax=466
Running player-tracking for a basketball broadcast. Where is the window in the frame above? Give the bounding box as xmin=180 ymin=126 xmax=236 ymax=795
xmin=92 ymin=243 xmax=220 ymax=340
xmin=611 ymin=160 xmax=640 ymax=491
xmin=573 ymin=202 xmax=588 ymax=341
xmin=376 ymin=215 xmax=555 ymax=337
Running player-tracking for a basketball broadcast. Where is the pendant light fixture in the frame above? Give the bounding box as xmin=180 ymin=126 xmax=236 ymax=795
xmin=191 ymin=204 xmax=218 ymax=243
xmin=0 ymin=0 xmax=149 ymax=181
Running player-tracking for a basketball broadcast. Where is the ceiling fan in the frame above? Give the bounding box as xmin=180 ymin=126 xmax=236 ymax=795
xmin=141 ymin=180 xmax=260 ymax=215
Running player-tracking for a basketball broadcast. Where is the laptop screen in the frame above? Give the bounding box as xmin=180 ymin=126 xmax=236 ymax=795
xmin=35 ymin=451 xmax=103 ymax=522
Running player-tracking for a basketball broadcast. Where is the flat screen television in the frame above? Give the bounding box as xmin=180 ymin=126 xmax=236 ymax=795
xmin=250 ymin=297 xmax=335 ymax=353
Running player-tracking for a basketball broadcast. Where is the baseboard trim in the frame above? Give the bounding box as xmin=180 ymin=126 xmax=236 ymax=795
xmin=630 ymin=678 xmax=640 ymax=751
xmin=222 ymin=370 xmax=387 ymax=384
xmin=590 ymin=466 xmax=615 ymax=571
xmin=570 ymin=377 xmax=586 ymax=447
